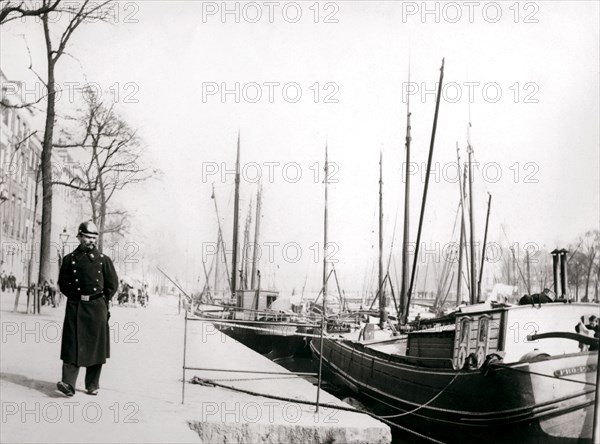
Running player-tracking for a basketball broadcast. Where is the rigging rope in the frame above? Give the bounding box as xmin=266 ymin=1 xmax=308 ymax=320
xmin=500 ymin=223 xmax=529 ymax=291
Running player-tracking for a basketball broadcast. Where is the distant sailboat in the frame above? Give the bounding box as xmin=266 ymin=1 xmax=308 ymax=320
xmin=197 ymin=133 xmax=317 ymax=358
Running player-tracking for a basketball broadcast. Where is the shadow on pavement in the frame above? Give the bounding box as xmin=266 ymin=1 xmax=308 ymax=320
xmin=1 ymin=372 xmax=64 ymax=398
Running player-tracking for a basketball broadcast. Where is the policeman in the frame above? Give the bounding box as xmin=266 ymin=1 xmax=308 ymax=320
xmin=56 ymin=221 xmax=118 ymax=396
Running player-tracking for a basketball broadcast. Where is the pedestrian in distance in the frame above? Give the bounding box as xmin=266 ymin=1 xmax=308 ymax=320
xmin=56 ymin=221 xmax=118 ymax=397
xmin=1 ymin=270 xmax=6 ymax=291
xmin=49 ymin=279 xmax=58 ymax=307
xmin=42 ymin=280 xmax=57 ymax=307
xmin=8 ymin=272 xmax=16 ymax=292
xmin=41 ymin=280 xmax=50 ymax=306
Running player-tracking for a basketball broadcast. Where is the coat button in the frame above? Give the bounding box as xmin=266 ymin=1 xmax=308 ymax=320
xmin=96 ymin=279 xmax=99 ymax=282
xmin=75 ymin=279 xmax=79 ymax=282
xmin=93 ymin=287 xmax=97 ymax=291
xmin=73 ymin=270 xmax=77 ymax=273
xmin=77 ymin=288 xmax=81 ymax=291
xmin=71 ymin=261 xmax=75 ymax=264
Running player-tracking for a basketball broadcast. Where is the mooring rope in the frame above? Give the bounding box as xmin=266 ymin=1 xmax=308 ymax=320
xmin=190 ymin=376 xmax=445 ymax=444
xmin=378 ymin=370 xmax=462 ymax=419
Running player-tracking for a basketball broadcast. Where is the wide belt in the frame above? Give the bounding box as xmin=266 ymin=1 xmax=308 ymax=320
xmin=69 ymin=292 xmax=104 ymax=302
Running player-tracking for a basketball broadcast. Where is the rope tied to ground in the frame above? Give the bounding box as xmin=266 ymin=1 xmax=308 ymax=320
xmin=189 ymin=375 xmax=445 ymax=444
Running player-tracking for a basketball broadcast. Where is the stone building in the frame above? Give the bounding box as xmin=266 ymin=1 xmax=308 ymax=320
xmin=1 ymin=70 xmax=87 ymax=286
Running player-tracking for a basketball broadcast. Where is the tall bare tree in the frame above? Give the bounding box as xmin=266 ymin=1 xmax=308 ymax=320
xmin=54 ymin=90 xmax=153 ymax=251
xmin=594 ymin=252 xmax=600 ymax=302
xmin=33 ymin=0 xmax=111 ymax=283
xmin=580 ymin=230 xmax=599 ymax=301
xmin=568 ymin=250 xmax=588 ymax=301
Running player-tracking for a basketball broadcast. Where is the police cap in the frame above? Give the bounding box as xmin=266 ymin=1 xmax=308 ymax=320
xmin=78 ymin=221 xmax=99 ymax=238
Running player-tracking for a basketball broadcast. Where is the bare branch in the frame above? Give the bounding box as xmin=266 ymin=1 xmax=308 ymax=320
xmin=53 ymin=1 xmax=112 ymax=63
xmin=52 ymin=181 xmax=97 ymax=192
xmin=0 ymin=0 xmax=61 ymax=25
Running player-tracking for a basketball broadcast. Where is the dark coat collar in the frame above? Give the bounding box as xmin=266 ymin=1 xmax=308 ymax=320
xmin=72 ymin=245 xmax=101 ymax=262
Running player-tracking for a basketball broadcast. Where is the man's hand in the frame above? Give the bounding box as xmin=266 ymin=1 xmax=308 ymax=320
xmin=105 ymin=297 xmax=111 ymax=322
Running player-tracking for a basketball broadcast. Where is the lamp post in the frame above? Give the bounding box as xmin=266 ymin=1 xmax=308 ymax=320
xmin=0 ymin=185 xmax=8 ymax=270
xmin=59 ymin=228 xmax=69 ymax=266
xmin=57 ymin=228 xmax=69 ymax=306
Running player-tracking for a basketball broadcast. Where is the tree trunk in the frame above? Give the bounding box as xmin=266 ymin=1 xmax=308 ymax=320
xmin=38 ymin=30 xmax=55 ymax=285
xmin=28 ymin=165 xmax=41 ymax=286
xmin=583 ymin=249 xmax=596 ymax=300
xmin=595 ymin=264 xmax=599 ymax=301
xmin=96 ymin=158 xmax=107 ymax=252
xmin=98 ymin=198 xmax=106 ymax=252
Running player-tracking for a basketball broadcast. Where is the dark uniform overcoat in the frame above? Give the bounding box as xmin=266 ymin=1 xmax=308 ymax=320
xmin=58 ymin=245 xmax=118 ymax=367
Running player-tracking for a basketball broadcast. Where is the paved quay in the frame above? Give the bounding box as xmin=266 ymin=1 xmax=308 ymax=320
xmin=1 ymin=290 xmax=391 ymax=443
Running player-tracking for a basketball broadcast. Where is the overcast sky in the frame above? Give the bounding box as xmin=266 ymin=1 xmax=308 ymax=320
xmin=2 ymin=1 xmax=599 ymax=294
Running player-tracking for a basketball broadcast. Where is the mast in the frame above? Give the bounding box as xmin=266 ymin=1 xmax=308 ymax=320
xmin=316 ymin=142 xmax=329 ymax=413
xmin=405 ymin=58 xmax=445 ymax=323
xmin=323 ymin=144 xmax=329 ymax=315
xmin=241 ymin=199 xmax=252 ymax=290
xmin=477 ymin=193 xmax=492 ymax=301
xmin=213 ymin=230 xmax=220 ymax=293
xmin=250 ymin=182 xmax=262 ymax=289
xmin=526 ymin=249 xmax=531 ymax=295
xmin=422 ymin=261 xmax=430 ymax=297
xmin=231 ymin=132 xmax=241 ymax=298
xmin=211 ymin=184 xmax=231 ymax=295
xmin=456 ymin=144 xmax=466 ymax=305
xmin=511 ymin=246 xmax=517 ymax=289
xmin=201 ymin=259 xmax=211 ymax=300
xmin=467 ymin=125 xmax=477 ymax=305
xmin=379 ymin=151 xmax=387 ymax=329
xmin=400 ymin=73 xmax=412 ymax=325
xmin=254 ymin=270 xmax=261 ymax=310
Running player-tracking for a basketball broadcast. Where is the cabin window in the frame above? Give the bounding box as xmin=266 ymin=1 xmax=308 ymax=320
xmin=266 ymin=295 xmax=276 ymax=309
xmin=478 ymin=317 xmax=489 ymax=343
xmin=460 ymin=319 xmax=470 ymax=343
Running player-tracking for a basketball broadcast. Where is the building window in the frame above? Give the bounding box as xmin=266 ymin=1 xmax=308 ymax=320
xmin=0 ymin=142 xmax=5 ymax=180
xmin=16 ymin=115 xmax=21 ymax=140
xmin=21 ymin=152 xmax=26 ymax=183
xmin=17 ymin=197 xmax=23 ymax=240
xmin=1 ymin=106 xmax=9 ymax=126
xmin=10 ymin=194 xmax=16 ymax=237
